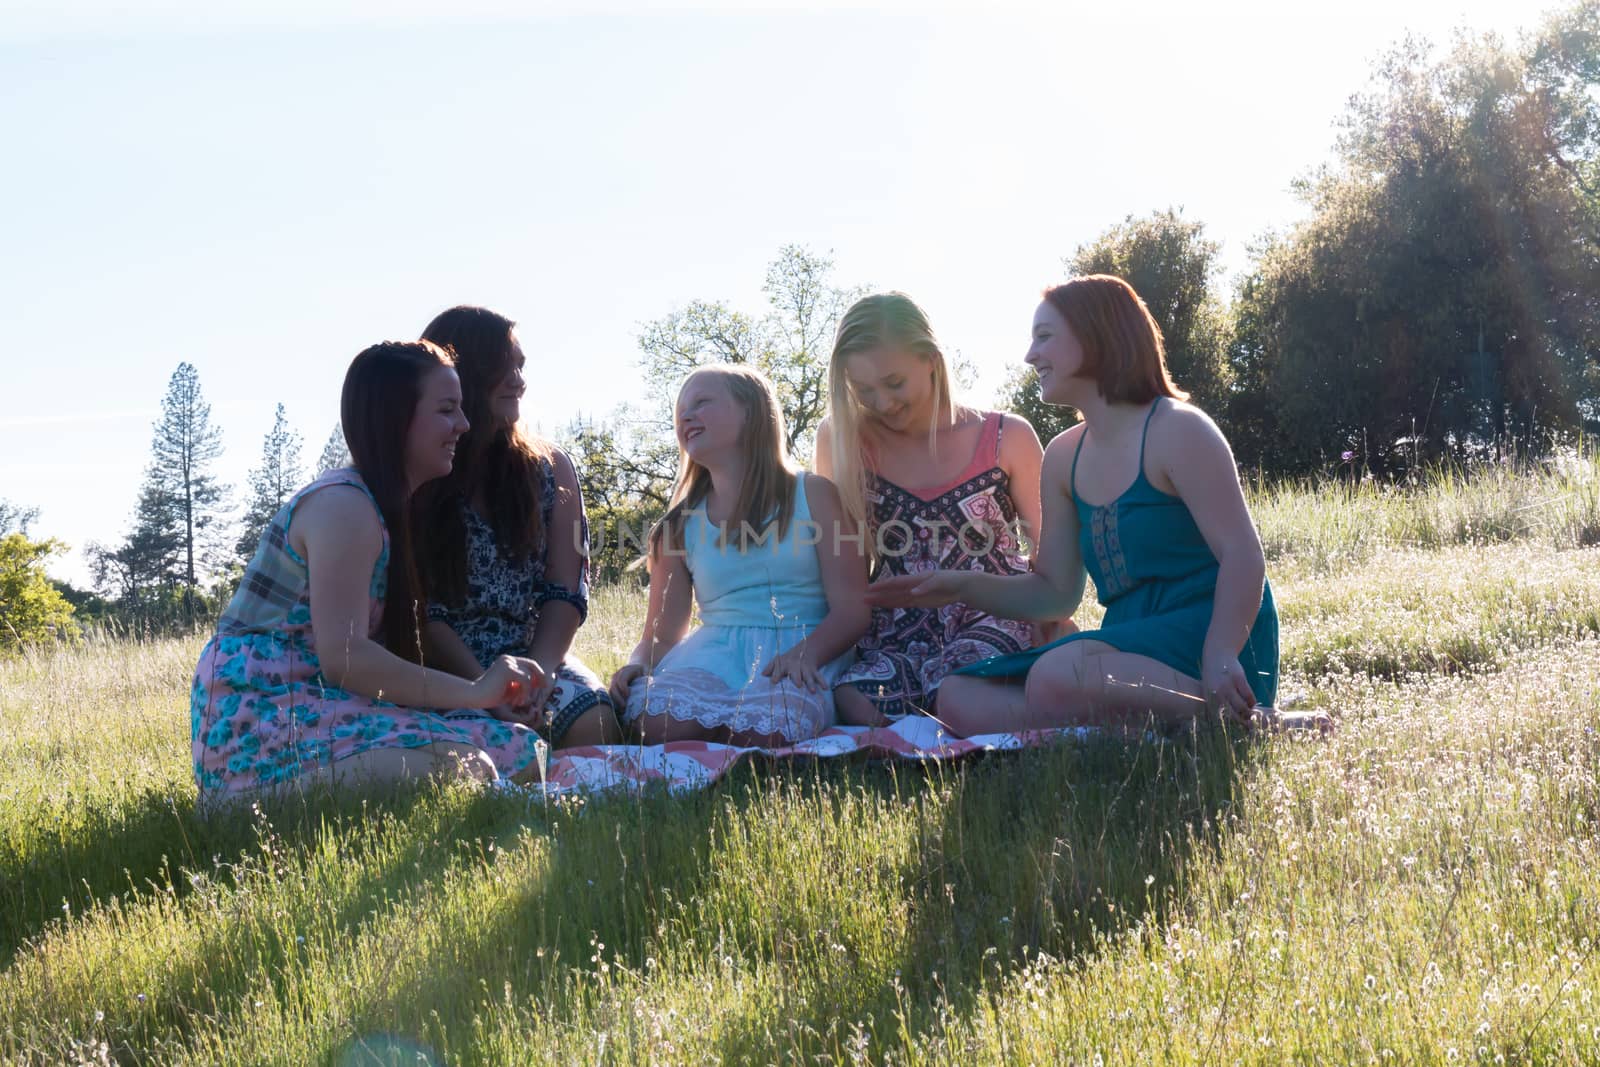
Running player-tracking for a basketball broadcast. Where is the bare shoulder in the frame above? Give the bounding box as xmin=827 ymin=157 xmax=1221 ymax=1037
xmin=1150 ymin=401 xmax=1240 ymax=496
xmin=996 ymin=412 xmax=1043 ymax=458
xmin=290 ymin=483 xmax=382 ymax=558
xmin=546 ymin=445 xmax=581 ymax=490
xmin=294 ymin=482 xmax=377 ymax=526
xmin=1153 ymin=399 xmax=1231 ymax=455
xmin=1039 ymin=423 xmax=1085 ymax=494
xmin=1042 ymin=421 xmax=1087 ymax=463
xmin=800 ymin=471 xmax=844 ymax=516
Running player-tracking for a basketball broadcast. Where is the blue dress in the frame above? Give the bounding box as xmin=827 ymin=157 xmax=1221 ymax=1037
xmin=954 ymin=400 xmax=1279 ymax=707
xmin=619 ymin=473 xmax=851 ymax=742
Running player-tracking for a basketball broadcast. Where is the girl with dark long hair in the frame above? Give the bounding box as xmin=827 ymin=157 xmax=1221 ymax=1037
xmin=413 ymin=306 xmax=620 ymax=748
xmin=190 ymin=340 xmax=547 ymax=799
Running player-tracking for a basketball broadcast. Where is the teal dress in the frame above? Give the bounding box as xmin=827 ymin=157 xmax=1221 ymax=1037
xmin=953 ymin=400 xmax=1279 ymax=708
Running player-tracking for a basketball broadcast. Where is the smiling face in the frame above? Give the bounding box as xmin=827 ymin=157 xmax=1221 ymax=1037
xmin=675 ymin=372 xmax=746 ymax=463
xmin=843 ymin=344 xmax=936 ymax=434
xmin=405 ymin=365 xmax=469 ymax=488
xmin=485 ymin=335 xmax=527 ymax=426
xmin=1025 ymin=299 xmax=1086 ymax=406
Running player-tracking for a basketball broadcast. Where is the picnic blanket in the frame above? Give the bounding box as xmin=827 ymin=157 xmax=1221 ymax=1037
xmin=527 ymin=708 xmax=1330 ymax=796
xmin=533 ymin=716 xmax=1096 ymax=796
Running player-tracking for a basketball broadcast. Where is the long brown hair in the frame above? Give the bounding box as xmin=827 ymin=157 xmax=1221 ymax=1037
xmin=340 ymin=339 xmax=457 ymax=663
xmin=413 ymin=306 xmax=554 ymax=608
xmin=1044 ymin=275 xmax=1188 ymax=404
xmin=647 ymin=365 xmax=797 ymax=561
xmin=826 ymin=292 xmax=961 ymax=560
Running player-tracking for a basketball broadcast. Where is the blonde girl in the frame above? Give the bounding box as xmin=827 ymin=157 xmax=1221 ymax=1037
xmin=816 ymin=292 xmax=1069 ymax=725
xmin=608 ymin=365 xmax=869 ymax=747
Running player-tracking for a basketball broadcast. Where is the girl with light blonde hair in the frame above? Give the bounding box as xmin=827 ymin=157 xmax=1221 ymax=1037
xmin=610 ymin=364 xmax=870 ymax=746
xmin=816 ymin=292 xmax=1071 ymax=726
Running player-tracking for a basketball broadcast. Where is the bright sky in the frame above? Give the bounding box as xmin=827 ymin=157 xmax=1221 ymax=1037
xmin=0 ymin=0 xmax=1547 ymax=586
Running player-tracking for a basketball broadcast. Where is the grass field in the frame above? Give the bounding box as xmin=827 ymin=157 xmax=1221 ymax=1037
xmin=3 ymin=462 xmax=1599 ymax=1064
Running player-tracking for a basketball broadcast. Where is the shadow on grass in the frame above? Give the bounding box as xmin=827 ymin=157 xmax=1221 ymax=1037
xmin=703 ymin=726 xmax=1256 ymax=1060
xmin=335 ymin=727 xmax=1259 ymax=1063
xmin=4 ymin=727 xmax=1258 ymax=1064
xmin=3 ymin=783 xmax=571 ymax=1061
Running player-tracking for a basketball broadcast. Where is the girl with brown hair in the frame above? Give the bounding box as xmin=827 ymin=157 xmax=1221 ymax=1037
xmin=191 ymin=340 xmax=547 ymax=799
xmin=413 ymin=306 xmax=621 ymax=749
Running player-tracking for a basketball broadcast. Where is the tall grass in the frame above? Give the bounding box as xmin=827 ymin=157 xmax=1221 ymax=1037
xmin=1254 ymin=449 xmax=1600 ymax=574
xmin=3 ymin=464 xmax=1598 ymax=1063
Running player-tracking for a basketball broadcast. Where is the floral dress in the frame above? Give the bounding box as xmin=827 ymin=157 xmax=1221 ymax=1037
xmin=424 ymin=454 xmax=612 ymax=745
xmin=835 ymin=412 xmax=1035 ymax=716
xmin=190 ymin=468 xmax=545 ymax=798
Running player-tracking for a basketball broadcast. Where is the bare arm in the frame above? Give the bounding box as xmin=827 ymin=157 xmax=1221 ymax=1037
xmin=996 ymin=413 xmax=1045 ymax=554
xmin=1160 ymin=406 xmax=1268 ymax=706
xmin=764 ymin=474 xmax=869 ymax=688
xmin=864 ymin=428 xmax=1087 ymax=621
xmin=421 ymin=620 xmax=485 ymax=679
xmin=607 ymin=527 xmax=697 ymax=705
xmin=528 ymin=449 xmax=587 ymax=670
xmin=294 ymin=486 xmax=526 ymax=711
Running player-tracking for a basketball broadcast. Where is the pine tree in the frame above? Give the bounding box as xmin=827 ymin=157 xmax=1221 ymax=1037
xmin=88 ymin=481 xmax=185 ymax=627
xmin=236 ymin=404 xmax=304 ymax=565
xmin=145 ymin=362 xmax=229 ymax=624
xmin=317 ymin=423 xmax=349 ymax=474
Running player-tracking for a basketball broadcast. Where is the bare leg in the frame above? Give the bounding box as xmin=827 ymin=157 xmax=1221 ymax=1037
xmin=931 ymin=675 xmax=1028 ymax=737
xmin=1022 ymin=640 xmax=1211 ymax=732
xmin=833 ymin=684 xmax=890 ymax=727
xmin=298 ymin=741 xmax=499 ymax=791
xmin=554 ymin=703 xmax=625 ymax=748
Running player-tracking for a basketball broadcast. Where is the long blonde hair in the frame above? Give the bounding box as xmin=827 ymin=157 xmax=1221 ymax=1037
xmin=826 ymin=292 xmax=959 ymax=553
xmin=647 ymin=364 xmax=798 ymax=561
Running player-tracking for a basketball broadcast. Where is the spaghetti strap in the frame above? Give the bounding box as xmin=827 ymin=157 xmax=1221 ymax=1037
xmin=981 ymin=411 xmax=1003 ymax=466
xmin=1137 ymin=398 xmax=1162 ymax=469
xmin=1069 ymin=427 xmax=1087 ymax=501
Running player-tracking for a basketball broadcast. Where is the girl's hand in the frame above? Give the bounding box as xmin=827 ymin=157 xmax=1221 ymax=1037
xmin=762 ymin=644 xmax=824 ymax=692
xmin=514 ymin=656 xmax=558 ymax=715
xmin=471 ymin=655 xmax=540 ymax=711
xmin=1032 ymin=616 xmax=1079 ymax=646
xmin=609 ymin=663 xmax=646 ymax=707
xmin=1202 ymin=652 xmax=1257 ymax=724
xmin=490 ymin=702 xmax=541 ymax=727
xmin=862 ymin=570 xmax=967 ymax=610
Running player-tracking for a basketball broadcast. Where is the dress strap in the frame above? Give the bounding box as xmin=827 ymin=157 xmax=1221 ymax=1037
xmin=1137 ymin=398 xmax=1163 ymax=470
xmin=1069 ymin=427 xmax=1088 ymax=502
xmin=981 ymin=411 xmax=1003 ymax=467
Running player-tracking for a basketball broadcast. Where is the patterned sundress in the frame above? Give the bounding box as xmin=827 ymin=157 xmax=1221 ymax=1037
xmin=424 ymin=453 xmax=612 ymax=745
xmin=955 ymin=398 xmax=1280 ymax=707
xmin=619 ymin=473 xmax=850 ymax=743
xmin=835 ymin=412 xmax=1035 ymax=716
xmin=190 ymin=468 xmax=545 ymax=799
